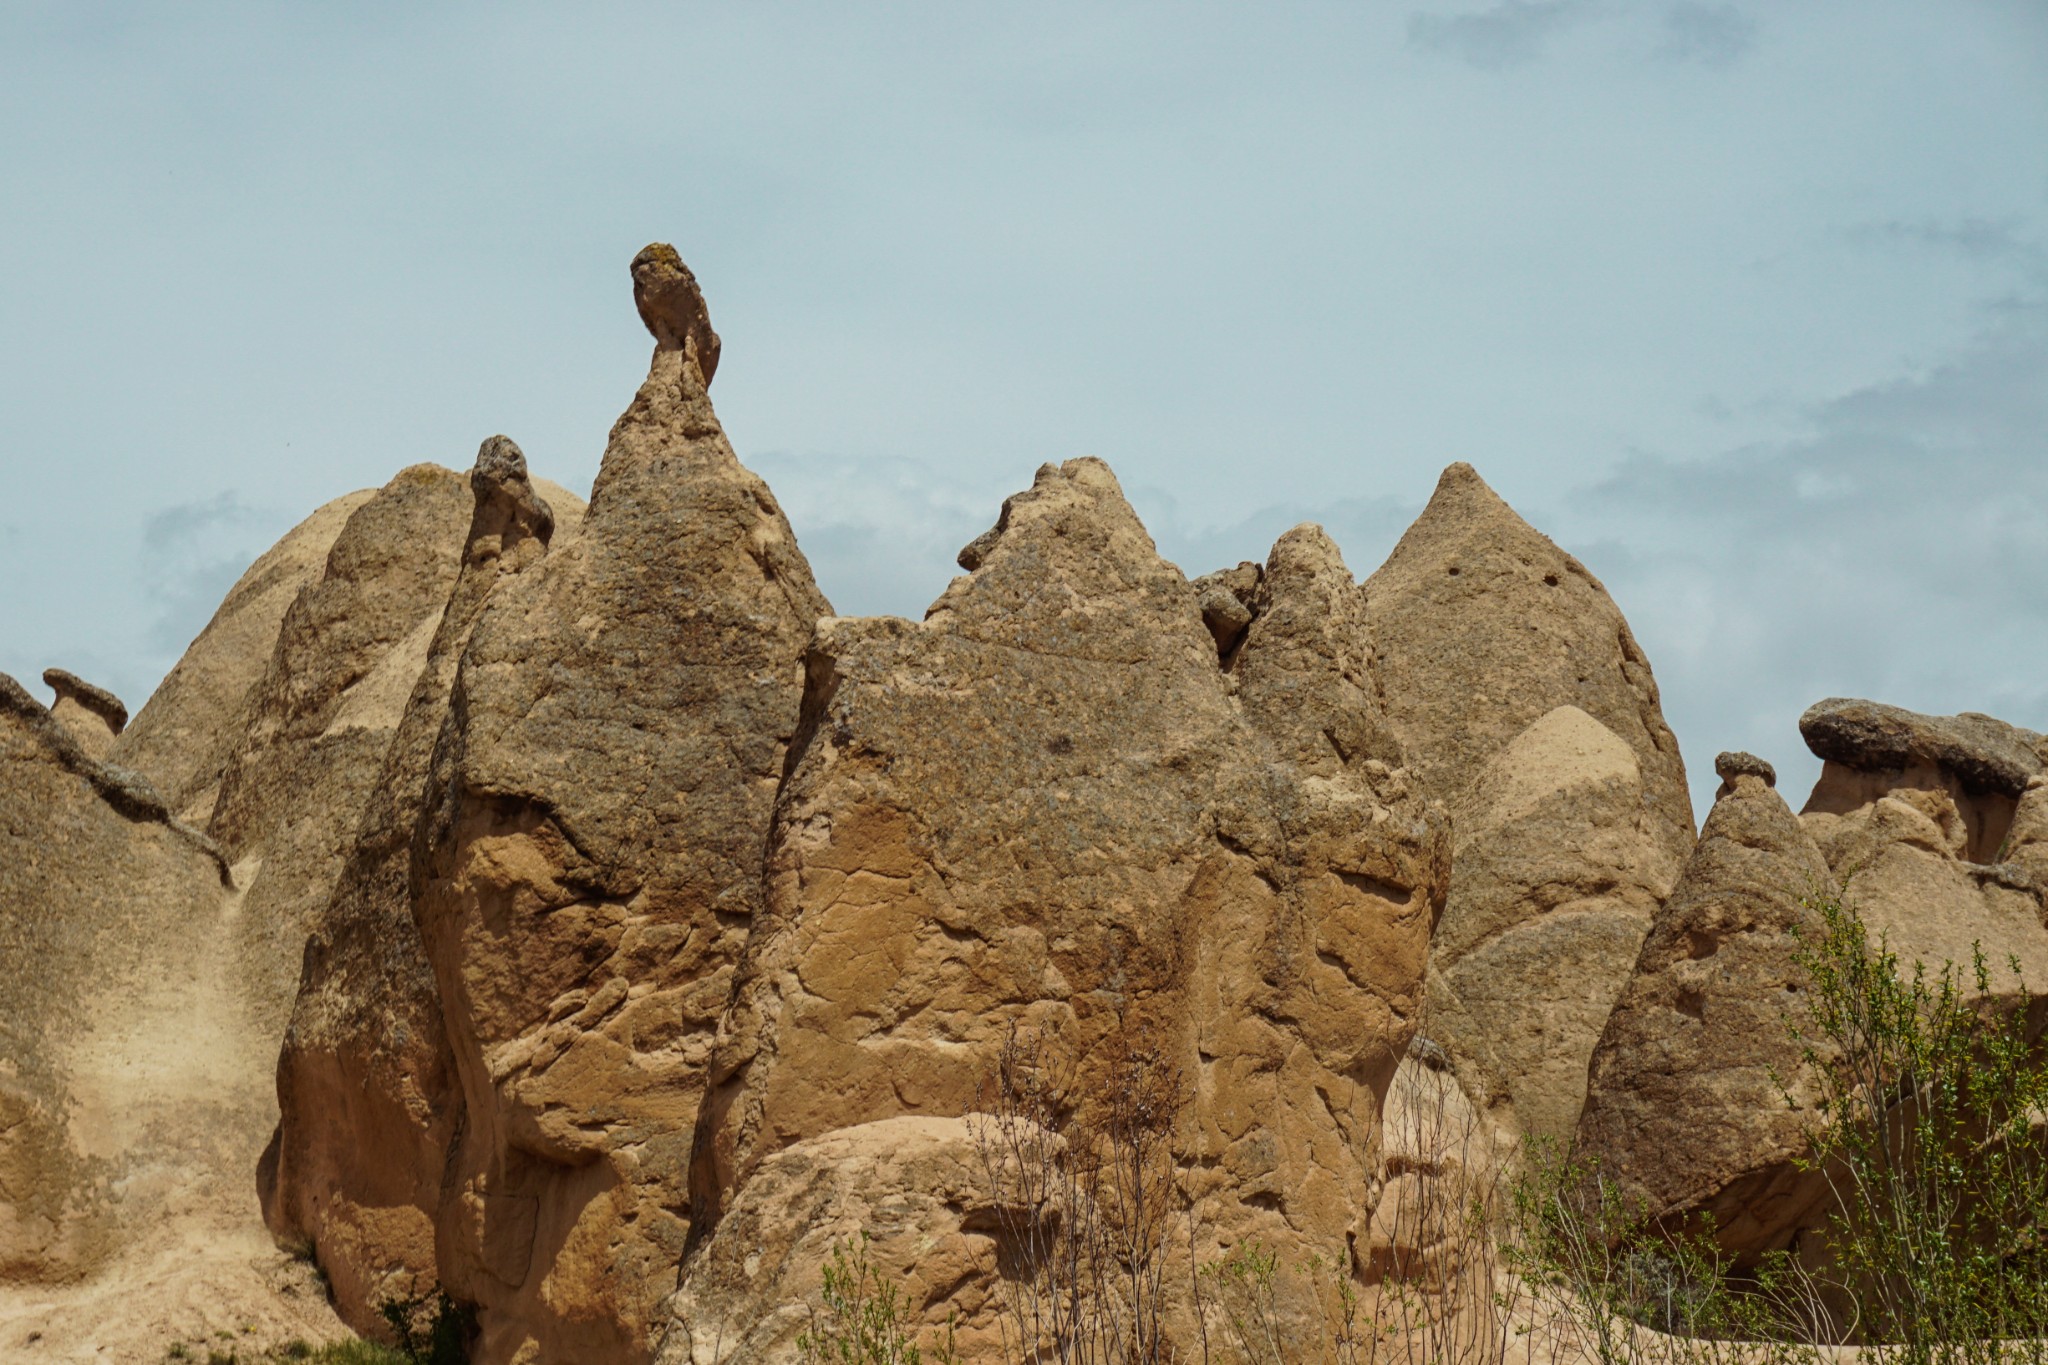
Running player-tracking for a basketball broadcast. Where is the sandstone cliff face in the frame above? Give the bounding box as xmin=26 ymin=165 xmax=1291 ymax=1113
xmin=1362 ymin=463 xmax=1693 ymax=1140
xmin=264 ymin=440 xmax=576 ymax=1334
xmin=689 ymin=466 xmax=1450 ymax=1355
xmin=411 ymin=252 xmax=829 ymax=1364
xmin=113 ymin=489 xmax=376 ymax=824
xmin=1576 ymin=753 xmax=1834 ymax=1251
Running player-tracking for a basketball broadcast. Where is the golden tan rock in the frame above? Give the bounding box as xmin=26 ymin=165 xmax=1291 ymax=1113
xmin=1576 ymin=757 xmax=1834 ymax=1251
xmin=40 ymin=669 xmax=126 ymax=761
xmin=113 ymin=489 xmax=376 ymax=824
xmin=207 ymin=465 xmax=476 ymax=1051
xmin=1798 ymin=699 xmax=2048 ymax=1008
xmin=661 ymin=1117 xmax=1011 ymax=1364
xmin=263 ymin=438 xmax=577 ymax=1336
xmin=0 ymin=674 xmax=332 ymax=1346
xmin=413 ymin=248 xmax=828 ymax=1363
xmin=689 ymin=470 xmax=1448 ymax=1354
xmin=1363 ymin=463 xmax=1693 ymax=1139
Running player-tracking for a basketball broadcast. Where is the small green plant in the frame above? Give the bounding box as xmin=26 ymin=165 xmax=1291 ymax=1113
xmin=797 ymin=1231 xmax=958 ymax=1365
xmin=1200 ymin=1239 xmax=1286 ymax=1363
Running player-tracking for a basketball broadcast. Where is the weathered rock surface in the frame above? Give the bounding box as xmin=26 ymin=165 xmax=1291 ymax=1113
xmin=0 ymin=674 xmax=230 ymax=1279
xmin=412 ymin=246 xmax=829 ymax=1363
xmin=1798 ymin=699 xmax=2048 ymax=1008
xmin=690 ymin=469 xmax=1449 ymax=1354
xmin=207 ymin=465 xmax=477 ymax=1047
xmin=112 ymin=489 xmax=376 ymax=824
xmin=1576 ymin=758 xmax=1834 ymax=1251
xmin=1363 ymin=463 xmax=1693 ymax=1140
xmin=661 ymin=1117 xmax=1008 ymax=1365
xmin=41 ymin=669 xmax=127 ymax=761
xmin=263 ymin=439 xmax=574 ymax=1335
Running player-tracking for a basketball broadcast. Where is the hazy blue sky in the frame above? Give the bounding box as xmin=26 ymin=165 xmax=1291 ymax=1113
xmin=2 ymin=1 xmax=2043 ymax=818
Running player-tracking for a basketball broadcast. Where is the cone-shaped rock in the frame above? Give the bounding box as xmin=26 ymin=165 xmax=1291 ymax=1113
xmin=112 ymin=488 xmax=378 ymax=824
xmin=1363 ymin=463 xmax=1693 ymax=1139
xmin=688 ymin=468 xmax=1449 ymax=1354
xmin=205 ymin=465 xmax=476 ymax=1044
xmin=263 ymin=438 xmax=575 ymax=1335
xmin=1576 ymin=759 xmax=1833 ymax=1251
xmin=411 ymin=248 xmax=829 ymax=1364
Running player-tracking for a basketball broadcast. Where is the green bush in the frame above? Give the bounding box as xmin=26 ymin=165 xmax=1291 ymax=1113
xmin=1791 ymin=892 xmax=2048 ymax=1362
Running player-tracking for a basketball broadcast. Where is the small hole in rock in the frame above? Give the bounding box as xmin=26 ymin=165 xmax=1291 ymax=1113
xmin=1543 ymin=572 xmax=1560 ymax=587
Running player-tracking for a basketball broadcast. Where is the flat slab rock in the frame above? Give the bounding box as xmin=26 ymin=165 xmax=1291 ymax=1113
xmin=1801 ymin=697 xmax=2044 ymax=796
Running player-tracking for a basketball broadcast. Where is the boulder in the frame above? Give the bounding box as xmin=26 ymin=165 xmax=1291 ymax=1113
xmin=411 ymin=246 xmax=829 ymax=1364
xmin=1362 ymin=463 xmax=1693 ymax=1139
xmin=41 ymin=669 xmax=127 ymax=761
xmin=690 ymin=474 xmax=1448 ymax=1353
xmin=263 ymin=438 xmax=575 ymax=1335
xmin=660 ymin=1117 xmax=1009 ymax=1365
xmin=112 ymin=488 xmax=376 ymax=824
xmin=1576 ymin=757 xmax=1834 ymax=1251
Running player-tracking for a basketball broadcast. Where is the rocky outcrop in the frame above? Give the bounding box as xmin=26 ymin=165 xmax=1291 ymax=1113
xmin=1800 ymin=698 xmax=2044 ymax=867
xmin=1362 ymin=463 xmax=1693 ymax=1140
xmin=1575 ymin=754 xmax=1833 ymax=1251
xmin=41 ymin=669 xmax=127 ymax=760
xmin=207 ymin=465 xmax=477 ymax=1042
xmin=112 ymin=489 xmax=377 ymax=824
xmin=1798 ymin=699 xmax=2048 ymax=1011
xmin=690 ymin=470 xmax=1449 ymax=1353
xmin=0 ymin=674 xmax=229 ymax=1281
xmin=411 ymin=247 xmax=830 ymax=1364
xmin=263 ymin=439 xmax=573 ymax=1335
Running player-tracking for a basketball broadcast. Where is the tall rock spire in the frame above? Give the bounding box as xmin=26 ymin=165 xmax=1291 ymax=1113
xmin=411 ymin=246 xmax=830 ymax=1364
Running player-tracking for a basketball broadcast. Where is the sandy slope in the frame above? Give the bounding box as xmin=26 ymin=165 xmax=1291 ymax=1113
xmin=0 ymin=864 xmax=349 ymax=1361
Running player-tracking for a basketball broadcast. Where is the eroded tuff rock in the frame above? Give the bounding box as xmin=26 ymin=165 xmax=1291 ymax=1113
xmin=112 ymin=489 xmax=376 ymax=824
xmin=1576 ymin=758 xmax=1833 ymax=1252
xmin=690 ymin=468 xmax=1450 ymax=1354
xmin=662 ymin=1117 xmax=1012 ymax=1364
xmin=263 ymin=439 xmax=575 ymax=1335
xmin=411 ymin=247 xmax=829 ymax=1364
xmin=1798 ymin=699 xmax=2048 ymax=1013
xmin=41 ymin=669 xmax=127 ymax=761
xmin=207 ymin=465 xmax=478 ymax=1050
xmin=0 ymin=674 xmax=228 ymax=1282
xmin=1362 ymin=463 xmax=1693 ymax=1140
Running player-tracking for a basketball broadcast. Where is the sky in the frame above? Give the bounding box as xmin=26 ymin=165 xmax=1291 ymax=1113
xmin=1 ymin=1 xmax=2043 ymax=820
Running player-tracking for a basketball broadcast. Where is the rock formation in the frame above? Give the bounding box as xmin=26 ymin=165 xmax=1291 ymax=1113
xmin=691 ymin=468 xmax=1449 ymax=1353
xmin=410 ymin=246 xmax=829 ymax=1363
xmin=207 ymin=464 xmax=478 ymax=1042
xmin=0 ymin=672 xmax=348 ymax=1356
xmin=40 ymin=669 xmax=127 ymax=760
xmin=29 ymin=240 xmax=2048 ymax=1365
xmin=1797 ymin=698 xmax=2048 ymax=1015
xmin=1362 ymin=463 xmax=1694 ymax=1141
xmin=112 ymin=489 xmax=377 ymax=824
xmin=1575 ymin=752 xmax=1834 ymax=1251
xmin=263 ymin=438 xmax=574 ymax=1333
